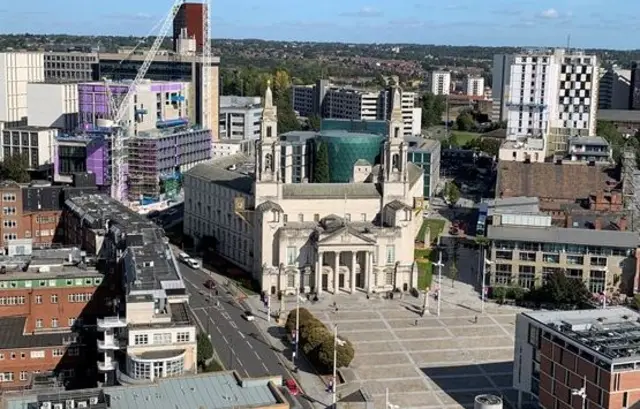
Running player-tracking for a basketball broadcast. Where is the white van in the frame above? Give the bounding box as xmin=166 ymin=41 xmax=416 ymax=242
xmin=185 ymin=258 xmax=201 ymax=269
xmin=178 ymin=253 xmax=189 ymax=262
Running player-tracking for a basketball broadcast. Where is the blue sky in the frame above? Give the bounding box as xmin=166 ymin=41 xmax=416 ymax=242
xmin=0 ymin=0 xmax=638 ymax=49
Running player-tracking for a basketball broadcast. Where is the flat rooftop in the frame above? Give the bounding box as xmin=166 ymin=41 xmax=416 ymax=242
xmin=65 ymin=195 xmax=182 ymax=291
xmin=3 ymin=372 xmax=284 ymax=409
xmin=568 ymin=136 xmax=610 ymax=146
xmin=98 ymin=52 xmax=221 ymax=65
xmin=0 ymin=316 xmax=78 ymax=350
xmin=405 ymin=136 xmax=440 ymax=152
xmin=487 ymin=224 xmax=639 ymax=248
xmin=186 ymin=154 xmax=255 ymax=195
xmin=4 ymin=126 xmax=54 ymax=132
xmin=482 ymin=196 xmax=541 ymax=215
xmin=524 ymin=308 xmax=640 ymax=363
xmin=135 ymin=125 xmax=209 ymax=140
xmin=0 ymin=246 xmax=102 ymax=280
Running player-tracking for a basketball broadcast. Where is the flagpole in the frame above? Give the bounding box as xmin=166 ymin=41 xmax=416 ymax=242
xmin=332 ymin=324 xmax=338 ymax=406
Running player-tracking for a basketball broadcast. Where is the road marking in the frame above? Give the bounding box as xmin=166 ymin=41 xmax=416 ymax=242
xmin=238 ymin=332 xmax=245 ymax=339
xmin=229 ymin=321 xmax=238 ymax=329
xmin=247 ymin=341 xmax=254 ymax=349
xmin=222 ymin=336 xmax=228 ymax=344
xmin=216 ymin=326 xmax=222 ymax=333
xmin=231 ymin=349 xmax=237 ymax=356
xmin=221 ymin=312 xmax=232 ymax=320
xmin=237 ymin=358 xmax=245 ymax=367
xmin=262 ymin=363 xmax=269 ymax=371
xmin=254 ymin=350 xmax=261 ymax=360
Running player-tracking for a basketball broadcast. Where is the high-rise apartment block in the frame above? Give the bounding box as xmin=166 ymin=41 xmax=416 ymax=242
xmin=0 ymin=53 xmax=45 ymax=127
xmin=598 ymin=66 xmax=631 ymax=110
xmin=493 ymin=49 xmax=599 ymax=158
xmin=27 ymin=82 xmax=79 ymax=132
xmin=629 ymin=61 xmax=640 ymax=110
xmin=172 ymin=2 xmax=204 ymax=52
xmin=463 ymin=75 xmax=485 ymax=96
xmin=291 ymin=82 xmax=421 ymax=136
xmin=427 ymin=71 xmax=451 ymax=95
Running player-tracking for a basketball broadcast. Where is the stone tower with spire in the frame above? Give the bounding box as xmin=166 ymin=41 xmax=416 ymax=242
xmin=254 ymin=81 xmax=282 ymax=198
xmin=383 ymin=88 xmax=409 ymax=184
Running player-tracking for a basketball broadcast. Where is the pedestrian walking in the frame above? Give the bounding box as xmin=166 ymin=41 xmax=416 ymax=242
xmin=414 ymin=319 xmax=418 ymax=326
xmin=474 ymin=315 xmax=478 ymax=324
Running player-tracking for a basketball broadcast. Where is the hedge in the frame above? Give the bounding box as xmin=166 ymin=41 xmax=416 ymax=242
xmin=286 ymin=308 xmax=355 ymax=373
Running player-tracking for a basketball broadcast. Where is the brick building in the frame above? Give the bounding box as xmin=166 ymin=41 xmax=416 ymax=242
xmin=514 ymin=308 xmax=640 ymax=409
xmin=0 ymin=244 xmax=113 ymax=390
xmin=172 ymin=2 xmax=204 ymax=52
xmin=496 ymin=161 xmax=621 ymax=218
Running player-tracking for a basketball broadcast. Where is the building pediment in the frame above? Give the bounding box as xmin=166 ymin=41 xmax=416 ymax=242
xmin=318 ymin=226 xmax=376 ymax=246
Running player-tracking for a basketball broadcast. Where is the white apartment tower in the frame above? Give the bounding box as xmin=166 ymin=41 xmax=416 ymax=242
xmin=598 ymin=66 xmax=631 ymax=110
xmin=463 ymin=75 xmax=485 ymax=96
xmin=428 ymin=71 xmax=451 ymax=95
xmin=0 ymin=53 xmax=45 ymax=126
xmin=498 ymin=49 xmax=598 ymax=158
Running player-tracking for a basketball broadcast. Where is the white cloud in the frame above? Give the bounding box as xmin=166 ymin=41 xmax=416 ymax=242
xmin=539 ymin=8 xmax=559 ymax=19
xmin=340 ymin=7 xmax=383 ymax=18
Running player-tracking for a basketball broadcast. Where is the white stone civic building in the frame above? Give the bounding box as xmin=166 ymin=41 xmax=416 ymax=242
xmin=184 ymin=84 xmax=424 ymax=295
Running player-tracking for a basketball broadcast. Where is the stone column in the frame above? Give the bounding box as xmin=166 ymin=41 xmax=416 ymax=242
xmin=366 ymin=251 xmax=374 ymax=292
xmin=317 ymin=252 xmax=324 ymax=295
xmin=334 ymin=251 xmax=341 ymax=294
xmin=350 ymin=251 xmax=357 ymax=293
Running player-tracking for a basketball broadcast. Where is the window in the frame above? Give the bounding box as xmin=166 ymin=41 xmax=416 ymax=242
xmin=313 ymin=214 xmax=320 ymax=222
xmin=30 ymin=350 xmax=45 ymax=359
xmin=176 ymin=332 xmax=190 ymax=343
xmin=385 ymin=270 xmax=393 ymax=285
xmin=286 ymin=246 xmax=297 ymax=265
xmin=68 ymin=347 xmax=79 ymax=356
xmin=19 ymin=371 xmax=27 ymax=381
xmin=68 ymin=318 xmax=76 ymax=327
xmin=385 ymin=245 xmax=396 ymax=264
xmin=35 ymin=319 xmax=43 ymax=328
xmin=297 ymin=213 xmax=304 ymax=222
xmin=283 ymin=214 xmax=288 ymax=223
xmin=51 ymin=318 xmax=58 ymax=328
xmin=35 ymin=295 xmax=42 ymax=304
xmin=50 ymin=294 xmax=58 ymax=303
xmin=153 ymin=333 xmax=172 ymax=345
xmin=134 ymin=334 xmax=149 ymax=345
xmin=0 ymin=372 xmax=14 ymax=382
xmin=52 ymin=349 xmax=64 ymax=357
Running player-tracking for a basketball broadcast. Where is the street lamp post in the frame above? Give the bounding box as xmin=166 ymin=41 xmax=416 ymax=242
xmin=293 ymin=288 xmax=300 ymax=369
xmin=332 ymin=324 xmax=338 ymax=406
xmin=571 ymin=376 xmax=587 ymax=409
xmin=601 ymin=267 xmax=608 ymax=309
xmin=266 ymin=294 xmax=271 ymax=323
xmin=433 ymin=251 xmax=444 ymax=317
xmin=482 ymin=249 xmax=494 ymax=314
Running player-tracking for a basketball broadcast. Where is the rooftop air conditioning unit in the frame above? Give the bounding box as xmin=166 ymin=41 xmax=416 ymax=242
xmin=89 ymin=398 xmax=99 ymax=405
xmin=41 ymin=403 xmax=52 ymax=409
xmin=53 ymin=404 xmax=63 ymax=409
xmin=77 ymin=403 xmax=87 ymax=408
xmin=66 ymin=400 xmax=75 ymax=409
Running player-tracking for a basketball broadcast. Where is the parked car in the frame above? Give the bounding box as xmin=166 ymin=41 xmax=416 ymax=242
xmin=178 ymin=252 xmax=189 ymax=262
xmin=244 ymin=311 xmax=255 ymax=322
xmin=285 ymin=379 xmax=299 ymax=396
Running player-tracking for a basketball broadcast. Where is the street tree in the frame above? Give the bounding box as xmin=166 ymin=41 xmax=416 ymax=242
xmin=455 ymin=111 xmax=475 ymax=131
xmin=421 ymin=93 xmax=446 ymax=128
xmin=196 ymin=332 xmax=213 ymax=367
xmin=448 ymin=263 xmax=458 ymax=287
xmin=313 ymin=142 xmax=330 ymax=183
xmin=525 ymin=270 xmax=590 ymax=308
xmin=443 ymin=181 xmax=461 ymax=207
xmin=317 ymin=337 xmax=355 ymax=373
xmin=308 ymin=114 xmax=321 ymax=131
xmin=0 ymin=153 xmax=30 ymax=183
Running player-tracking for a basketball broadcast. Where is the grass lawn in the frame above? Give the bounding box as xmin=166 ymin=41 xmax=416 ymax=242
xmin=449 ymin=131 xmax=480 ymax=147
xmin=417 ymin=218 xmax=446 ymax=244
xmin=415 ymin=249 xmax=434 ymax=290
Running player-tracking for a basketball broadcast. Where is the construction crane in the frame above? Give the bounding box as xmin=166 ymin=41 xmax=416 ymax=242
xmin=202 ymin=0 xmax=212 ymax=133
xmin=107 ymin=0 xmax=183 ymax=202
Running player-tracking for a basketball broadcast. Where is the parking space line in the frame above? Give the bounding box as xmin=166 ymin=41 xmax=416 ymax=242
xmin=238 ymin=332 xmax=245 ymax=339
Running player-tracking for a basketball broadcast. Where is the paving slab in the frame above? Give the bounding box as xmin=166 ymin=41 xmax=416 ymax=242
xmin=364 ymin=378 xmax=432 ymax=395
xmin=351 ymin=352 xmax=412 ymax=367
xmin=412 ymin=350 xmax=471 ymax=365
xmin=455 ymin=336 xmax=515 ymax=348
xmin=469 ymin=348 xmax=515 ymax=361
xmin=357 ymin=364 xmax=422 ymax=380
xmin=351 ymin=341 xmax=402 ymax=354
xmin=394 ymin=328 xmax=451 ymax=340
xmin=402 ymin=338 xmax=458 ymax=351
xmin=344 ymin=330 xmax=396 ymax=342
xmin=332 ymin=321 xmax=387 ymax=332
xmin=447 ymin=324 xmax=504 ymax=337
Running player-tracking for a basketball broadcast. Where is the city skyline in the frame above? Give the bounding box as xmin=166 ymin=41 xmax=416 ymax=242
xmin=0 ymin=0 xmax=639 ymax=49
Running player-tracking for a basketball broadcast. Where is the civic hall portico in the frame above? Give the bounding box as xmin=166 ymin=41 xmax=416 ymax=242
xmin=316 ymin=245 xmax=375 ymax=295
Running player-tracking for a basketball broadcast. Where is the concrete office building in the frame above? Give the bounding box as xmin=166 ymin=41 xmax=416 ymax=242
xmin=43 ymin=51 xmax=98 ymax=82
xmin=492 ymin=53 xmax=516 ymax=122
xmin=463 ymin=75 xmax=485 ymax=96
xmin=495 ymin=49 xmax=599 ymax=159
xmin=127 ymin=126 xmax=212 ymax=201
xmin=27 ymin=82 xmax=79 ymax=132
xmin=184 ymin=87 xmax=424 ymax=295
xmin=1 ymin=126 xmax=57 ymax=168
xmin=94 ymin=52 xmax=220 ymax=138
xmin=291 ymin=83 xmax=421 ymax=137
xmin=0 ymin=244 xmax=110 ymax=389
xmin=78 ymin=80 xmax=191 ymax=137
xmin=1 ymin=372 xmax=289 ymax=409
xmin=0 ymin=53 xmax=45 ymax=127
xmin=214 ymin=96 xmax=261 ymax=157
xmin=63 ymin=194 xmax=197 ymax=386
xmin=53 ymin=134 xmax=111 ymax=187
xmin=566 ymin=136 xmax=612 ymax=164
xmin=630 ymin=61 xmax=640 ymax=110
xmin=406 ymin=137 xmax=441 ymax=198
xmin=427 ymin=70 xmax=451 ymax=95
xmin=513 ymin=308 xmax=640 ymax=409
xmin=486 ymin=209 xmax=637 ymax=292
xmin=598 ymin=66 xmax=631 ymax=110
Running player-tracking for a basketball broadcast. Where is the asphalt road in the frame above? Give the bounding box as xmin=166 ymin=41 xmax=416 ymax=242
xmin=177 ymin=263 xmax=291 ymax=379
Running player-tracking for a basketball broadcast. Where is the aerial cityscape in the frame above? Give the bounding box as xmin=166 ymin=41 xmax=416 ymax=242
xmin=2 ymin=1 xmax=640 ymax=409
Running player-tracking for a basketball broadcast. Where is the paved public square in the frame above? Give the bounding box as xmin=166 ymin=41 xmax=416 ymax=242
xmin=299 ymin=281 xmax=532 ymax=409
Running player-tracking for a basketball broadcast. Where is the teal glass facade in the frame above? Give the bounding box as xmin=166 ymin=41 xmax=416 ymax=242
xmin=316 ymin=132 xmax=384 ymax=183
xmin=320 ymin=119 xmax=387 ymax=136
xmin=408 ymin=150 xmax=431 ymax=198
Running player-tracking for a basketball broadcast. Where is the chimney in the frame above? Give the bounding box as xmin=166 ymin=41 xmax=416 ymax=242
xmin=595 ymin=216 xmax=602 ymax=230
xmin=565 ymin=213 xmax=572 ymax=228
xmin=619 ymin=216 xmax=628 ymax=231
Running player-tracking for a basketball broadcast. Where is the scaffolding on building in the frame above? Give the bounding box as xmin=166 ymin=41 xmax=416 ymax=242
xmin=622 ymin=148 xmax=640 ymax=232
xmin=127 ymin=137 xmax=160 ymax=202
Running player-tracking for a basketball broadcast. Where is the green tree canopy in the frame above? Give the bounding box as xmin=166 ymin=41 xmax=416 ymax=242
xmin=307 ymin=114 xmax=321 ymax=131
xmin=443 ymin=181 xmax=460 ymax=206
xmin=455 ymin=111 xmax=475 ymax=131
xmin=196 ymin=332 xmax=213 ymax=367
xmin=421 ymin=93 xmax=446 ymax=128
xmin=0 ymin=153 xmax=30 ymax=183
xmin=313 ymin=142 xmax=330 ymax=183
xmin=525 ymin=270 xmax=591 ymax=308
